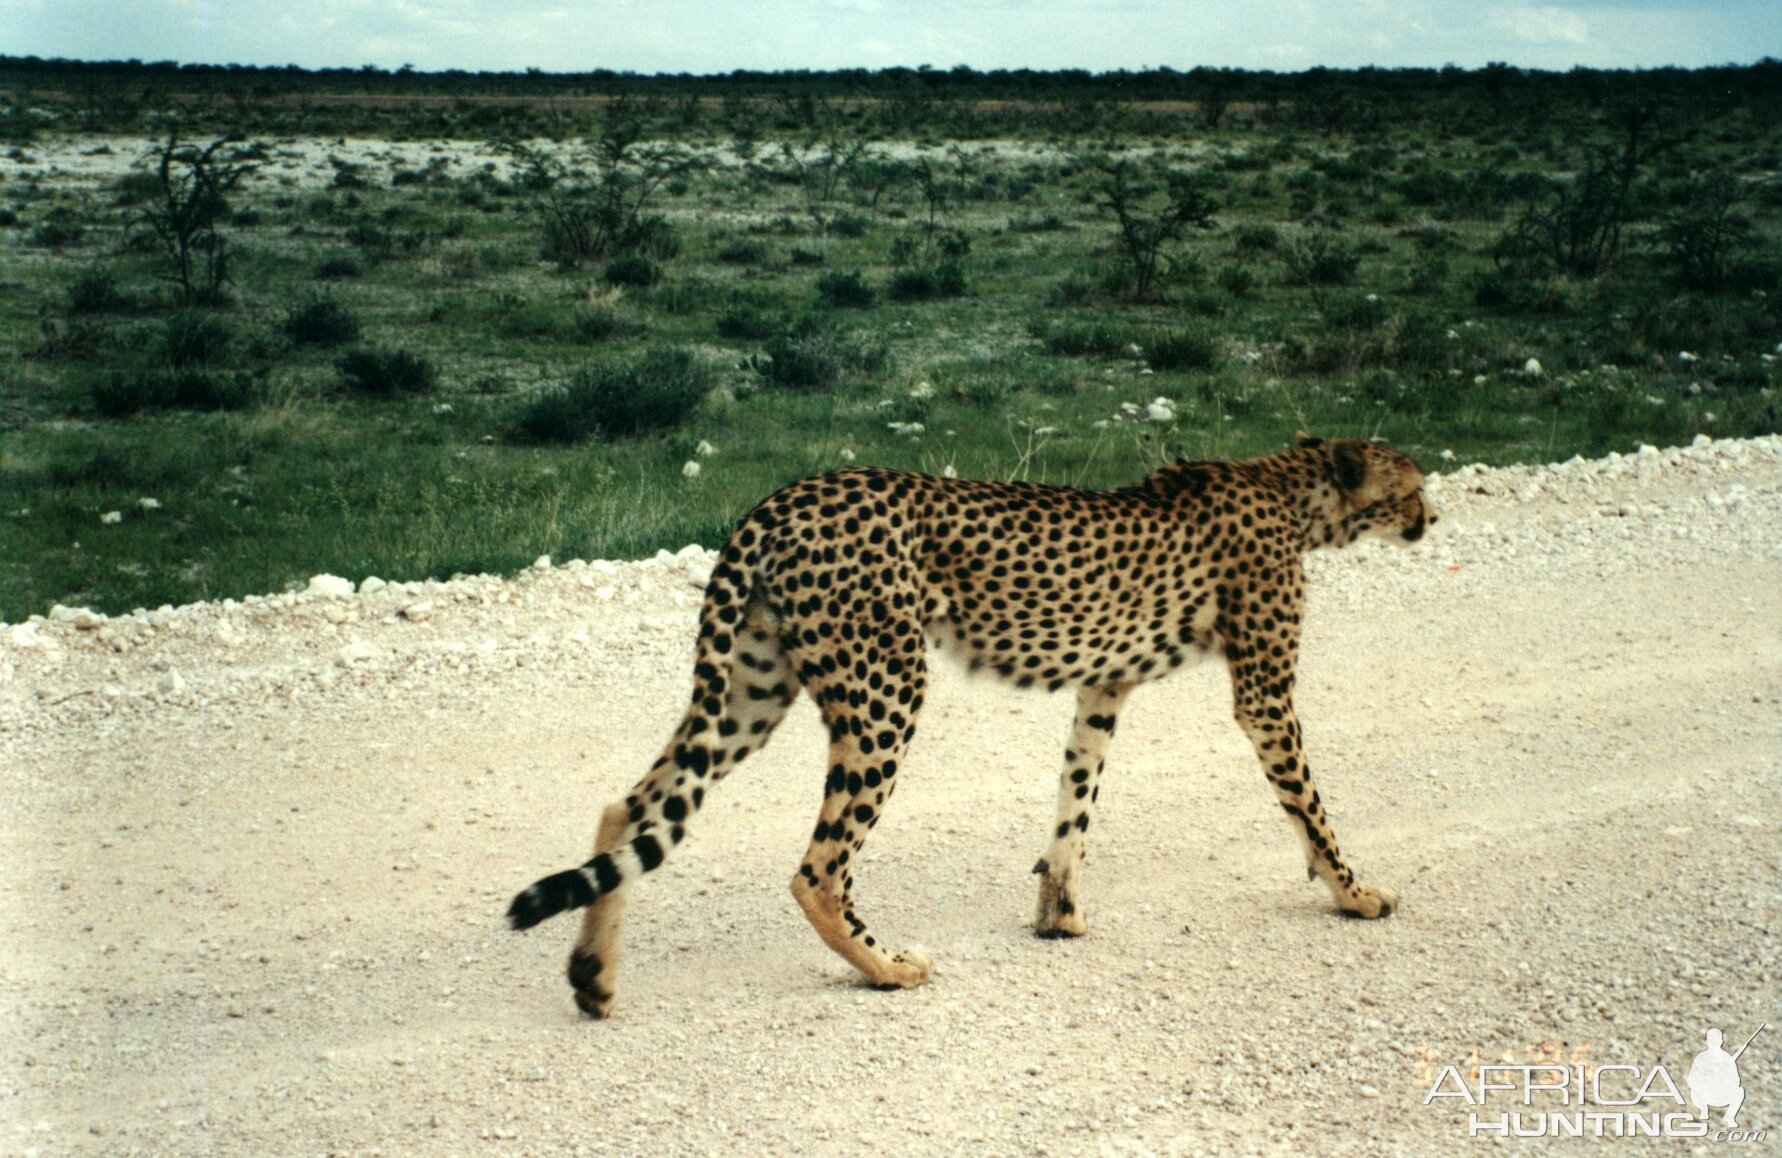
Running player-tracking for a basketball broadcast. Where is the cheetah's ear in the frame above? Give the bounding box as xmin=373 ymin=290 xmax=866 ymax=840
xmin=1330 ymin=439 xmax=1369 ymax=493
xmin=1294 ymin=433 xmax=1324 ymax=449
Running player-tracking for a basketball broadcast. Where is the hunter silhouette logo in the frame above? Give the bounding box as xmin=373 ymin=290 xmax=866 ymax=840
xmin=1422 ymin=1023 xmax=1768 ymax=1141
xmin=1689 ymin=1026 xmax=1762 ymax=1128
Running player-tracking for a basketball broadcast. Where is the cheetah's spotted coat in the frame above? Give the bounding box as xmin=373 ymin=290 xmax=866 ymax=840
xmin=509 ymin=436 xmax=1435 ymax=1017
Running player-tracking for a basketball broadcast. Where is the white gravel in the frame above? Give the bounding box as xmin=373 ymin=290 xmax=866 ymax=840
xmin=3 ymin=436 xmax=1779 ymax=1155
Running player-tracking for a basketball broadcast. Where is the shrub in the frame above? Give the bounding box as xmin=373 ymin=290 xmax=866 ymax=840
xmin=282 ymin=296 xmax=361 ymax=346
xmin=830 ymin=214 xmax=870 ymax=238
xmin=338 ymin=347 xmax=436 ymax=396
xmin=1233 ymin=223 xmax=1280 ymax=253
xmin=66 ymin=267 xmax=128 ymax=313
xmin=161 ymin=312 xmax=234 ymax=368
xmin=1144 ymin=329 xmax=1221 ymax=371
xmin=314 ymin=253 xmax=362 ymax=280
xmin=816 ymin=270 xmax=876 ymax=309
xmin=715 ymin=303 xmax=782 ymax=340
xmin=514 ymin=347 xmax=712 ymax=442
xmin=1049 ymin=275 xmax=1098 ymax=307
xmin=789 ymin=247 xmax=825 ymax=266
xmin=1406 ymin=253 xmax=1450 ymax=294
xmin=92 ymin=368 xmax=259 ymax=416
xmin=886 ymin=261 xmax=968 ymax=302
xmin=573 ymin=303 xmax=646 ymax=342
xmin=489 ymin=295 xmax=565 ymax=339
xmin=716 ymin=238 xmax=770 ymax=265
xmin=28 ymin=214 xmax=84 ymax=248
xmin=1215 ymin=262 xmax=1256 ymax=297
xmin=1281 ymin=230 xmax=1359 ymax=285
xmin=1034 ymin=318 xmax=1138 ymax=357
xmin=1327 ymin=294 xmax=1389 ymax=330
xmin=759 ymin=323 xmax=888 ymax=391
xmin=604 ymin=253 xmax=661 ymax=288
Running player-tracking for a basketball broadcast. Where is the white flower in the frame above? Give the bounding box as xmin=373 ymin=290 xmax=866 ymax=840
xmin=908 ymin=381 xmax=935 ymax=401
xmin=1146 ymin=399 xmax=1175 ymax=422
xmin=941 ymin=464 xmax=958 ymax=479
xmin=1445 ymin=329 xmax=1459 ymax=340
xmin=138 ymin=497 xmax=161 ymax=511
xmin=695 ymin=440 xmax=717 ymax=457
xmin=1439 ymin=449 xmax=1455 ymax=461
xmin=1473 ymin=375 xmax=1488 ymax=387
xmin=839 ymin=448 xmax=856 ymax=462
xmin=1523 ymin=358 xmax=1544 ymax=378
xmin=100 ymin=510 xmax=122 ymax=525
xmin=1677 ymin=350 xmax=1698 ymax=363
xmin=432 ymin=402 xmax=454 ymax=414
xmin=1033 ymin=426 xmax=1062 ymax=437
xmin=681 ymin=460 xmax=702 ymax=479
xmin=887 ymin=422 xmax=925 ymax=437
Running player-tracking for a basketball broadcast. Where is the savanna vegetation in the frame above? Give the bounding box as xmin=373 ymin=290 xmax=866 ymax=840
xmin=2 ymin=57 xmax=1779 ymax=619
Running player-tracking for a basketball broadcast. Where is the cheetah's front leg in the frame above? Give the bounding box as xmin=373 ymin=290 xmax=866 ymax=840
xmin=1228 ymin=658 xmax=1396 ymax=919
xmin=1034 ymin=684 xmax=1131 ymax=938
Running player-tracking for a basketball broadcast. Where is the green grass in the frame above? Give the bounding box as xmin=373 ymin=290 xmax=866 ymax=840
xmin=1 ymin=93 xmax=1778 ymax=620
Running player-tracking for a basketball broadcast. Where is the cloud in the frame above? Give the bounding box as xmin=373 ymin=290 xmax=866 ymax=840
xmin=1497 ymin=5 xmax=1592 ymax=46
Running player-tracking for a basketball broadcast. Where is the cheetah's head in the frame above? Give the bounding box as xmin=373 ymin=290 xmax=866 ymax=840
xmin=1295 ymin=435 xmax=1437 ymax=547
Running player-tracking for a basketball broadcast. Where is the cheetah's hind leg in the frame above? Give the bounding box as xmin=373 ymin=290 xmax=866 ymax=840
xmin=786 ymin=635 xmax=933 ymax=990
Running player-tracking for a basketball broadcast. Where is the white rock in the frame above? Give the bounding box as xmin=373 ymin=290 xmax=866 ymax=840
xmin=159 ymin=669 xmax=186 ymax=695
xmin=6 ymin=622 xmax=44 ymax=648
xmin=100 ymin=510 xmax=123 ymax=524
xmin=695 ymin=440 xmax=717 ymax=457
xmin=307 ymin=574 xmax=355 ymax=598
xmin=359 ymin=576 xmax=386 ymax=594
xmin=681 ymin=460 xmax=702 ymax=479
xmin=398 ymin=601 xmax=434 ymax=622
xmin=137 ymin=497 xmax=162 ymax=511
xmin=336 ymin=641 xmax=382 ymax=666
xmin=1523 ymin=358 xmax=1544 ymax=378
xmin=533 ymin=555 xmax=552 ymax=571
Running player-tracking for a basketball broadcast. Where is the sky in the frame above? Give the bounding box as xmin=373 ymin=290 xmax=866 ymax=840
xmin=3 ymin=0 xmax=1778 ymax=75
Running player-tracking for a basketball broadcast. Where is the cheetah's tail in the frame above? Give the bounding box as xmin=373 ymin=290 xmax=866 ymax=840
xmin=507 ymin=541 xmax=764 ymax=932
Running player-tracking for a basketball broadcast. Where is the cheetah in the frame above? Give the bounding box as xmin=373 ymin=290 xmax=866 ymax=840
xmin=508 ymin=435 xmax=1435 ymax=1017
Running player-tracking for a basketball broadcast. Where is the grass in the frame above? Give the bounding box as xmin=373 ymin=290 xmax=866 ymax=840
xmin=1 ymin=87 xmax=1778 ymax=621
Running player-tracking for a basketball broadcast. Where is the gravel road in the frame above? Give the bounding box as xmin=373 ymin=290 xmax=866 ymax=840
xmin=4 ymin=436 xmax=1780 ymax=1156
